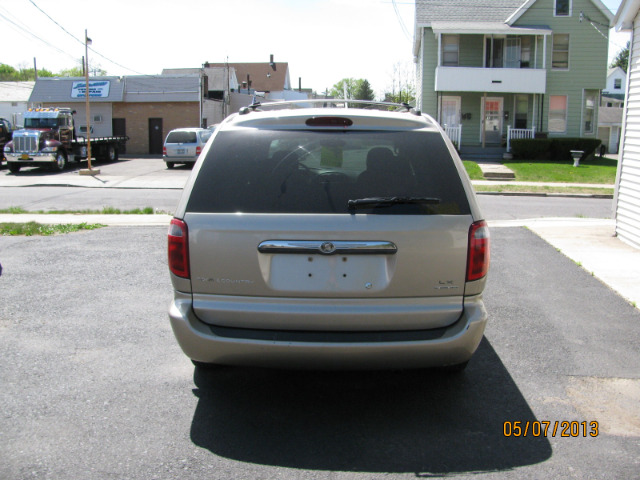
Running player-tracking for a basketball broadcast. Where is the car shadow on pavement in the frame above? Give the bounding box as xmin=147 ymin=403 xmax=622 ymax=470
xmin=189 ymin=337 xmax=551 ymax=475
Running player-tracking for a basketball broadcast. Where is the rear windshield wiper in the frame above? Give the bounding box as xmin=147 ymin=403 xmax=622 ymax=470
xmin=347 ymin=196 xmax=442 ymax=210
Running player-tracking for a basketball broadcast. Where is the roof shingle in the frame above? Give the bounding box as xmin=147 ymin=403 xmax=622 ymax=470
xmin=415 ymin=0 xmax=526 ymax=24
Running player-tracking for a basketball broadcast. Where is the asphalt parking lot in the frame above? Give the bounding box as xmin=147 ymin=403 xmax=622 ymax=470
xmin=1 ymin=225 xmax=639 ymax=479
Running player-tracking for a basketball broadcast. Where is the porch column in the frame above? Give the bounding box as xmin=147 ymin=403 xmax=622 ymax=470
xmin=482 ymin=92 xmax=487 ymax=148
xmin=437 ymin=33 xmax=442 ymax=67
xmin=532 ymin=93 xmax=537 ymax=131
xmin=543 ymin=35 xmax=547 ymax=69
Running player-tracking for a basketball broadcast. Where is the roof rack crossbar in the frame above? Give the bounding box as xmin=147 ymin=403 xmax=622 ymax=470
xmin=238 ymin=99 xmax=421 ymax=116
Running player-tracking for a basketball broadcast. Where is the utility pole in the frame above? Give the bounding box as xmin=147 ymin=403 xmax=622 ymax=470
xmin=80 ymin=29 xmax=99 ymax=175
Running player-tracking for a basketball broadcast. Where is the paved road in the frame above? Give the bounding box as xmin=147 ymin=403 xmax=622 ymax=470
xmin=1 ymin=226 xmax=639 ymax=479
xmin=0 ymin=157 xmax=615 ymax=219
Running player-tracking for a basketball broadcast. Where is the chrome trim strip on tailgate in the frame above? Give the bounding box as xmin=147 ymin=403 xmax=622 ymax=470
xmin=258 ymin=240 xmax=397 ymax=255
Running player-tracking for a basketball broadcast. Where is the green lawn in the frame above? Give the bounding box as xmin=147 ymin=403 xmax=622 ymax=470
xmin=0 ymin=222 xmax=105 ymax=236
xmin=0 ymin=206 xmax=156 ymax=215
xmin=503 ymin=157 xmax=618 ymax=184
xmin=463 ymin=161 xmax=485 ymax=180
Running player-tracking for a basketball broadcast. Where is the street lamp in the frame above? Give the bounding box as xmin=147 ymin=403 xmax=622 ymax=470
xmin=79 ymin=29 xmax=100 ymax=175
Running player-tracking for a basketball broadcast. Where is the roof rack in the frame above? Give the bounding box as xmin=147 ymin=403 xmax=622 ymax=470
xmin=238 ymin=99 xmax=422 ymax=116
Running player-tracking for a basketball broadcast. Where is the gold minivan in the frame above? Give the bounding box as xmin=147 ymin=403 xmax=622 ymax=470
xmin=168 ymin=100 xmax=489 ymax=371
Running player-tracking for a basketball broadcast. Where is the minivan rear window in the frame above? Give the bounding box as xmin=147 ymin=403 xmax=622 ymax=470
xmin=187 ymin=129 xmax=471 ymax=215
xmin=166 ymin=131 xmax=198 ymax=143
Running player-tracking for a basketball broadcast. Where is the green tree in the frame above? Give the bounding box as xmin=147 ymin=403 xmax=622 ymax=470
xmin=330 ymin=78 xmax=376 ymax=101
xmin=354 ymin=79 xmax=375 ymax=102
xmin=0 ymin=64 xmax=54 ymax=81
xmin=0 ymin=60 xmax=106 ymax=81
xmin=610 ymin=41 xmax=630 ymax=73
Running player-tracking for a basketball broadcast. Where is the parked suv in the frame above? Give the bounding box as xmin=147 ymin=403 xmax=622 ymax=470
xmin=168 ymin=100 xmax=489 ymax=371
xmin=163 ymin=128 xmax=212 ymax=169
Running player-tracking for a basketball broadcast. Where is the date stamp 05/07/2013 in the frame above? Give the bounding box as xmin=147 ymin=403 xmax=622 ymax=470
xmin=503 ymin=421 xmax=599 ymax=438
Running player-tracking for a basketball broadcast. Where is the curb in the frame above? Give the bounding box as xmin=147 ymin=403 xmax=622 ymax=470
xmin=476 ymin=191 xmax=614 ymax=199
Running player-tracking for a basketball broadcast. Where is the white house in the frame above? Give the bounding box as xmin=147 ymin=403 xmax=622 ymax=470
xmin=0 ymin=82 xmax=35 ymax=127
xmin=598 ymin=68 xmax=626 ymax=153
xmin=613 ymin=0 xmax=640 ymax=248
xmin=603 ymin=66 xmax=627 ymax=101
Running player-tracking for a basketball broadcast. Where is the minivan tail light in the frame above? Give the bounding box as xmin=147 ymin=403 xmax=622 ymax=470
xmin=196 ymin=146 xmax=202 ymax=156
xmin=163 ymin=146 xmax=167 ymax=156
xmin=467 ymin=220 xmax=490 ymax=282
xmin=168 ymin=218 xmax=189 ymax=278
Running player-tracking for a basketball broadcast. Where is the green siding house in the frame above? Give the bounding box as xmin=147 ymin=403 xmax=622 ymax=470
xmin=413 ymin=0 xmax=613 ymax=152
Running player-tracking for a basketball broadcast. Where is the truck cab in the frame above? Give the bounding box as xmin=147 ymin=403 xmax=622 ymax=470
xmin=4 ymin=107 xmax=127 ymax=173
xmin=23 ymin=108 xmax=75 ymax=146
xmin=4 ymin=108 xmax=80 ymax=173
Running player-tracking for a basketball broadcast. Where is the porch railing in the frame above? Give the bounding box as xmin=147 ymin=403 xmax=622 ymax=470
xmin=506 ymin=125 xmax=536 ymax=153
xmin=443 ymin=124 xmax=462 ymax=149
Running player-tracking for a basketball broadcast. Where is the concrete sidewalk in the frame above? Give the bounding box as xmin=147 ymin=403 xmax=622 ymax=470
xmin=1 ymin=213 xmax=637 ymax=309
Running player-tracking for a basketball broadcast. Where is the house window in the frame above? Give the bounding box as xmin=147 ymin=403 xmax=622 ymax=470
xmin=521 ymin=37 xmax=532 ymax=68
xmin=614 ymin=78 xmax=622 ymax=90
xmin=552 ymin=34 xmax=569 ymax=69
xmin=441 ymin=96 xmax=461 ymax=126
xmin=505 ymin=37 xmax=521 ymax=68
xmin=442 ymin=35 xmax=459 ymax=66
xmin=515 ymin=95 xmax=529 ymax=129
xmin=555 ymin=0 xmax=571 ymax=16
xmin=583 ymin=90 xmax=597 ymax=134
xmin=485 ymin=37 xmax=505 ymax=68
xmin=207 ymin=90 xmax=224 ymax=100
xmin=549 ymin=95 xmax=568 ymax=133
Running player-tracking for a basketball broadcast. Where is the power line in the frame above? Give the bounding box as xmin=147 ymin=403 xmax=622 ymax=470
xmin=27 ymin=0 xmax=84 ymax=47
xmin=0 ymin=10 xmax=76 ymax=61
xmin=26 ymin=0 xmax=151 ymax=76
xmin=392 ymin=0 xmax=412 ymax=42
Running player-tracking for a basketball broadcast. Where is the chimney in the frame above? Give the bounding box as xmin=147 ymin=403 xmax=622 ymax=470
xmin=246 ymin=74 xmax=252 ymax=90
xmin=270 ymin=54 xmax=276 ymax=71
xmin=298 ymin=77 xmax=302 ymax=92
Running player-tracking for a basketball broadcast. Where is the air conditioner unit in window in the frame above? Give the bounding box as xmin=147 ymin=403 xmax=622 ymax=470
xmin=93 ymin=115 xmax=103 ymax=123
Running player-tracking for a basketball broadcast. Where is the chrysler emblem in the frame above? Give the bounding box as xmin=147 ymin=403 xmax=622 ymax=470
xmin=319 ymin=242 xmax=336 ymax=254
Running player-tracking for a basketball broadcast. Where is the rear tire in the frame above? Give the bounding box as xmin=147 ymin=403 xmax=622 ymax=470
xmin=8 ymin=163 xmax=20 ymax=173
xmin=105 ymin=144 xmax=118 ymax=162
xmin=166 ymin=162 xmax=175 ymax=169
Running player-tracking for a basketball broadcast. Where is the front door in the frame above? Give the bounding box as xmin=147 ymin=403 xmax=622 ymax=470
xmin=482 ymin=97 xmax=503 ymax=145
xmin=148 ymin=118 xmax=163 ymax=155
xmin=113 ymin=118 xmax=127 ymax=153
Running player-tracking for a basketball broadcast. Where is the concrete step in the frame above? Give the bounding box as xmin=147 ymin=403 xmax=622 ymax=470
xmin=477 ymin=163 xmax=516 ymax=180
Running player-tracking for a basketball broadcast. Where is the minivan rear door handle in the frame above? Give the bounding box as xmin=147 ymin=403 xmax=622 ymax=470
xmin=257 ymin=240 xmax=397 ymax=255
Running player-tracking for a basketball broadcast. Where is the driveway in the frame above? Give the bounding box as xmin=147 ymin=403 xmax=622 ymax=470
xmin=1 ymin=226 xmax=638 ymax=479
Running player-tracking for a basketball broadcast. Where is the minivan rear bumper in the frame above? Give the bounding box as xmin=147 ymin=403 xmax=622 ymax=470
xmin=169 ymin=293 xmax=488 ymax=369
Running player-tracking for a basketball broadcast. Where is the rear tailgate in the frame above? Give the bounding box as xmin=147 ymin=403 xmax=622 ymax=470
xmin=165 ymin=143 xmax=196 ymax=158
xmin=186 ymin=213 xmax=471 ymax=331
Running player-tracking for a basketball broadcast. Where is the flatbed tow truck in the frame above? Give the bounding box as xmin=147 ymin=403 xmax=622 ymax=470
xmin=3 ymin=107 xmax=128 ymax=173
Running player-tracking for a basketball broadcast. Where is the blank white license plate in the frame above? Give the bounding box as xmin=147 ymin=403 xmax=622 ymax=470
xmin=176 ymin=148 xmax=186 ymax=155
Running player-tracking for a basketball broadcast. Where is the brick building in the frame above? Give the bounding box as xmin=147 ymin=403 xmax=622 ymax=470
xmin=29 ymin=75 xmax=201 ymax=154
